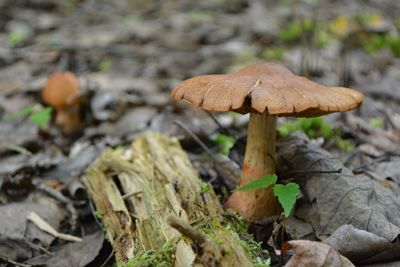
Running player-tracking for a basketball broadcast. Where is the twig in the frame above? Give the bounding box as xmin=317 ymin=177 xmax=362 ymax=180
xmin=205 ymin=110 xmax=233 ymax=136
xmin=174 ymin=120 xmax=241 ymax=189
xmin=27 ymin=212 xmax=83 ymax=242
xmin=167 ymin=215 xmax=206 ymax=245
xmin=36 ymin=183 xmax=79 ymax=231
xmin=0 ymin=254 xmax=31 ymax=267
xmin=100 ymin=250 xmax=115 ymax=267
xmin=174 ymin=120 xmax=213 ymax=156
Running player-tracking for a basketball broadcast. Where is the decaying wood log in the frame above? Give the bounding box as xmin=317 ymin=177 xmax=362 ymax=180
xmin=84 ymin=131 xmax=267 ymax=266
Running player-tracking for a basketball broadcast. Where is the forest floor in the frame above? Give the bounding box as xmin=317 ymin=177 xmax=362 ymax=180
xmin=1 ymin=0 xmax=400 ymax=266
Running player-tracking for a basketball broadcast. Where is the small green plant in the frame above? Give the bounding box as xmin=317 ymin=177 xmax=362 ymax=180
xmin=278 ymin=117 xmax=332 ymax=138
xmin=5 ymin=104 xmax=53 ymax=129
xmin=386 ymin=35 xmax=400 ymax=57
xmin=236 ymin=174 xmax=300 ymax=218
xmin=278 ymin=19 xmax=314 ymax=42
xmin=368 ymin=117 xmax=384 ymax=129
xmin=260 ymin=46 xmax=285 ymax=61
xmin=278 ymin=21 xmax=303 ymax=42
xmin=212 ymin=134 xmax=236 ymax=156
xmin=186 ymin=10 xmax=214 ymax=24
xmin=99 ymin=59 xmax=112 ymax=72
xmin=7 ymin=30 xmax=28 ymax=46
xmin=335 ymin=138 xmax=354 ymax=152
xmin=313 ymin=28 xmax=334 ymax=47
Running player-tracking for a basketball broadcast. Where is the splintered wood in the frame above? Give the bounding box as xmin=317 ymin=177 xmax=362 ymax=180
xmin=84 ymin=131 xmax=261 ymax=266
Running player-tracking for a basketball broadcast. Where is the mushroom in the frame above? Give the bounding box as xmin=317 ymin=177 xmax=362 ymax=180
xmin=171 ymin=63 xmax=363 ymax=222
xmin=42 ymin=71 xmax=82 ymax=134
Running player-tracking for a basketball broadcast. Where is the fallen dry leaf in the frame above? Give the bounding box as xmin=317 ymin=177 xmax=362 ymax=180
xmin=283 ymin=240 xmax=354 ymax=267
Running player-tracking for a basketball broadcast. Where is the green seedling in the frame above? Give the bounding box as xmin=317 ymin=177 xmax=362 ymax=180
xmin=273 ymin=183 xmax=300 ymax=217
xmin=236 ymin=174 xmax=300 ymax=218
xmin=212 ymin=134 xmax=236 ymax=156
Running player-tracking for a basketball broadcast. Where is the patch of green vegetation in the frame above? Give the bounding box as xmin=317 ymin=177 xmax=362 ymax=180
xmin=278 ymin=19 xmax=314 ymax=42
xmin=260 ymin=46 xmax=285 ymax=61
xmin=313 ymin=28 xmax=334 ymax=47
xmin=386 ymin=35 xmax=400 ymax=57
xmin=360 ymin=33 xmax=400 ymax=57
xmin=212 ymin=134 xmax=236 ymax=156
xmin=5 ymin=105 xmax=53 ymax=129
xmin=225 ymin=214 xmax=271 ymax=267
xmin=186 ymin=10 xmax=215 ymax=24
xmin=99 ymin=58 xmax=112 ymax=72
xmin=123 ymin=14 xmax=139 ymax=24
xmin=200 ymin=181 xmax=211 ymax=193
xmin=120 ymin=240 xmax=175 ymax=267
xmin=362 ymin=34 xmax=386 ymax=54
xmin=278 ymin=117 xmax=332 ymax=138
xmin=30 ymin=107 xmax=52 ymax=128
xmin=368 ymin=117 xmax=384 ymax=129
xmin=94 ymin=210 xmax=103 ymax=220
xmin=278 ymin=21 xmax=303 ymax=42
xmin=7 ymin=30 xmax=28 ymax=46
xmin=335 ymin=138 xmax=354 ymax=152
xmin=280 ymin=0 xmax=318 ymax=5
xmin=278 ymin=117 xmax=356 ymax=152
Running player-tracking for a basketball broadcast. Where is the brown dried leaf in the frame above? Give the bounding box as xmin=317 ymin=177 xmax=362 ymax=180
xmin=283 ymin=240 xmax=354 ymax=267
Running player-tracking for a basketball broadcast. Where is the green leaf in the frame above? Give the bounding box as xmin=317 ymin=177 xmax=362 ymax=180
xmin=29 ymin=107 xmax=52 ymax=128
xmin=273 ymin=183 xmax=300 ymax=217
xmin=235 ymin=174 xmax=277 ymax=192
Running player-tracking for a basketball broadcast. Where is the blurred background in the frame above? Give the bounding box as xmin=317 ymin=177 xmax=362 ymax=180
xmin=0 ymin=1 xmax=400 ymax=265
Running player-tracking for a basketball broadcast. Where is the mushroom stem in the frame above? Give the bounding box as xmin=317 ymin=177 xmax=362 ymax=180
xmin=225 ymin=111 xmax=282 ymax=222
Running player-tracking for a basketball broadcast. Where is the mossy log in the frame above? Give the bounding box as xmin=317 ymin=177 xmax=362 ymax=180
xmin=84 ymin=131 xmax=267 ymax=266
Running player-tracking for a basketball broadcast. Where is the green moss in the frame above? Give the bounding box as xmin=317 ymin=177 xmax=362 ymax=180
xmin=94 ymin=210 xmax=104 ymax=220
xmin=120 ymin=215 xmax=270 ymax=266
xmin=200 ymin=181 xmax=211 ymax=193
xmin=120 ymin=240 xmax=175 ymax=267
xmin=225 ymin=213 xmax=271 ymax=267
xmin=198 ymin=214 xmax=270 ymax=266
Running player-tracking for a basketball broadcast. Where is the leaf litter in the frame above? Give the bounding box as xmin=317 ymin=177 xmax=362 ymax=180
xmin=0 ymin=0 xmax=400 ymax=266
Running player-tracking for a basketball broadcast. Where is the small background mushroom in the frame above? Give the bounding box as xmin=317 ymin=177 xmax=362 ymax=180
xmin=42 ymin=71 xmax=82 ymax=134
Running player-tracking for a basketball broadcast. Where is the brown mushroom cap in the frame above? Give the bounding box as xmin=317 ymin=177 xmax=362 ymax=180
xmin=42 ymin=71 xmax=80 ymax=108
xmin=172 ymin=63 xmax=363 ymax=117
